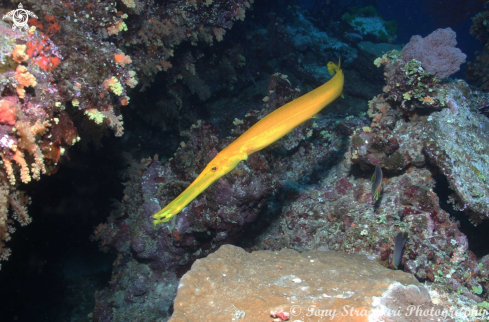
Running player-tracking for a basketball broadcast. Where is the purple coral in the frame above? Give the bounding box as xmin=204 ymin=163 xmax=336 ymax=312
xmin=402 ymin=28 xmax=467 ymax=79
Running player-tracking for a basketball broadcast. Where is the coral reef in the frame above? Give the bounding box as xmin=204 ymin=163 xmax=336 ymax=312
xmin=369 ymin=45 xmax=489 ymax=224
xmin=378 ymin=55 xmax=447 ymax=112
xmin=265 ymin=10 xmax=357 ymax=89
xmin=470 ymin=9 xmax=489 ymax=47
xmin=0 ymin=0 xmax=255 ymax=268
xmin=0 ymin=20 xmax=79 ymax=266
xmin=348 ymin=50 xmax=489 ymax=313
xmin=283 ymin=12 xmax=357 ymax=66
xmin=4 ymin=0 xmax=255 ymax=139
xmin=342 ymin=5 xmax=397 ymax=43
xmin=0 ymin=1 xmax=448 ymax=319
xmin=92 ymin=70 xmax=359 ymax=320
xmin=309 ymin=0 xmax=360 ymax=25
xmin=466 ymin=44 xmax=489 ymax=92
xmin=91 ymin=18 xmax=489 ymax=322
xmin=467 ymin=9 xmax=489 ymax=92
xmin=424 ymin=81 xmax=489 ymax=224
xmin=1 ymin=0 xmax=487 ymax=320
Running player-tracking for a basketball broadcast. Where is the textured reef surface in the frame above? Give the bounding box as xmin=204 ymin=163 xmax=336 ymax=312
xmin=171 ymin=245 xmax=444 ymax=322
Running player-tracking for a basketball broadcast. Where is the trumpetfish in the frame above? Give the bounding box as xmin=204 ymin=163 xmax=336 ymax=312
xmin=153 ymin=60 xmax=344 ymax=226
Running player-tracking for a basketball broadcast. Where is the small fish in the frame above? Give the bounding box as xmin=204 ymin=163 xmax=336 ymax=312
xmin=393 ymin=231 xmax=408 ymax=269
xmin=371 ymin=165 xmax=383 ymax=202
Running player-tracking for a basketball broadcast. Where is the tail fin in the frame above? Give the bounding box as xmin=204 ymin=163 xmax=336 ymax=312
xmin=327 ymin=57 xmax=341 ymax=75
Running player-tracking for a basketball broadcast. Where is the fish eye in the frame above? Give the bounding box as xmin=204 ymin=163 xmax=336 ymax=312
xmin=211 ymin=166 xmax=217 ymax=171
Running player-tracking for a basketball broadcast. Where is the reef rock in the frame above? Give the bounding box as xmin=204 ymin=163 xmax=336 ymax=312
xmin=170 ymin=245 xmax=448 ymax=322
xmin=424 ymin=81 xmax=489 ymax=223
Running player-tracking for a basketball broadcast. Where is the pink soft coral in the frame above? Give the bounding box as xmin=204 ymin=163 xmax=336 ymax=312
xmin=402 ymin=28 xmax=466 ymax=79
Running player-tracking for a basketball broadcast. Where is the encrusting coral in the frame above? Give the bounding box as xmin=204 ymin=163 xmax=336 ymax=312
xmin=171 ymin=245 xmax=446 ymax=322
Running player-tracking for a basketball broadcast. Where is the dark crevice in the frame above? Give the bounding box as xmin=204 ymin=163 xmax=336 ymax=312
xmin=432 ymin=172 xmax=489 ymax=258
xmin=0 ymin=138 xmax=123 ymax=321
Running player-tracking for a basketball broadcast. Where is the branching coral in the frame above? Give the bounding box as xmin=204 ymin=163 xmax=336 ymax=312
xmin=103 ymin=77 xmax=124 ymax=96
xmin=0 ymin=182 xmax=31 ymax=269
xmin=14 ymin=65 xmax=37 ymax=99
xmin=0 ymin=19 xmax=85 ymax=267
xmin=10 ymin=45 xmax=29 ymax=64
xmin=15 ymin=119 xmax=50 ymax=182
xmin=84 ymin=107 xmax=124 ymax=137
xmin=1 ymin=118 xmax=51 ymax=185
xmin=2 ymin=8 xmax=132 ymax=139
xmin=114 ymin=52 xmax=132 ymax=68
xmin=100 ymin=108 xmax=124 ymax=137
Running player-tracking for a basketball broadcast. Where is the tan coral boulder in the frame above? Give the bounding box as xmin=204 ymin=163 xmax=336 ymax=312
xmin=169 ymin=245 xmax=450 ymax=322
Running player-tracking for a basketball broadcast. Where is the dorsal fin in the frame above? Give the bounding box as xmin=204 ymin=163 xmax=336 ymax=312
xmin=327 ymin=57 xmax=342 ymax=75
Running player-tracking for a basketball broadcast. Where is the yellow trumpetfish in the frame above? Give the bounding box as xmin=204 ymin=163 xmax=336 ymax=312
xmin=153 ymin=60 xmax=344 ymax=226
